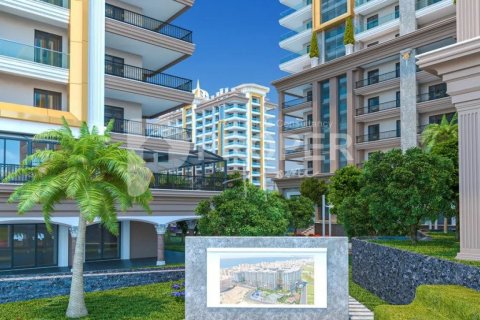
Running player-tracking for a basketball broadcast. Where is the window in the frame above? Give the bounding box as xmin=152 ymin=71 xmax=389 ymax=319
xmin=85 ymin=224 xmax=120 ymax=261
xmin=396 ymin=62 xmax=400 ymax=77
xmin=320 ymin=80 xmax=330 ymax=173
xmin=396 ymin=91 xmax=401 ymax=107
xmin=105 ymin=55 xmax=125 ymax=77
xmin=321 ymin=0 xmax=347 ymax=23
xmin=367 ymin=15 xmax=379 ymax=30
xmin=337 ymin=75 xmax=348 ymax=168
xmin=324 ymin=23 xmax=346 ymax=62
xmin=368 ymin=97 xmax=380 ymax=113
xmin=105 ymin=105 xmax=124 ymax=121
xmin=368 ymin=124 xmax=380 ymax=141
xmin=34 ymin=30 xmax=63 ymax=67
xmin=367 ymin=41 xmax=379 ymax=47
xmin=0 ymin=224 xmax=58 ymax=270
xmin=429 ymin=112 xmax=456 ymax=124
xmin=367 ymin=69 xmax=379 ymax=85
xmin=34 ymin=89 xmax=62 ymax=110
xmin=428 ymin=83 xmax=447 ymax=100
xmin=396 ymin=120 xmax=401 ymax=137
xmin=395 ymin=5 xmax=400 ymax=19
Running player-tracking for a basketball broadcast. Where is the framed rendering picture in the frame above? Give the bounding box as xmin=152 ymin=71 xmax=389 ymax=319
xmin=206 ymin=248 xmax=328 ymax=309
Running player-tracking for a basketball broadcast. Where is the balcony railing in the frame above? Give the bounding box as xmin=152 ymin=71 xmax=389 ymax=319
xmin=417 ymin=90 xmax=449 ymax=103
xmin=105 ymin=60 xmax=192 ymax=92
xmin=284 ymin=168 xmax=313 ymax=177
xmin=39 ymin=0 xmax=69 ymax=8
xmin=355 ymin=0 xmax=374 ymax=7
xmin=283 ymin=120 xmax=313 ymax=132
xmin=280 ymin=25 xmax=312 ymax=41
xmin=279 ymin=2 xmax=310 ymax=18
xmin=416 ymin=0 xmax=444 ymax=10
xmin=285 ymin=146 xmax=312 ymax=155
xmin=1 ymin=164 xmax=224 ymax=191
xmin=356 ymin=99 xmax=400 ymax=116
xmin=284 ymin=96 xmax=312 ymax=109
xmin=105 ymin=4 xmax=193 ymax=43
xmin=356 ymin=70 xmax=400 ymax=88
xmin=417 ymin=124 xmax=429 ymax=134
xmin=152 ymin=173 xmax=224 ymax=191
xmin=356 ymin=129 xmax=400 ymax=143
xmin=106 ymin=117 xmax=192 ymax=142
xmin=280 ymin=47 xmax=310 ymax=64
xmin=356 ymin=11 xmax=400 ymax=33
xmin=0 ymin=38 xmax=68 ymax=68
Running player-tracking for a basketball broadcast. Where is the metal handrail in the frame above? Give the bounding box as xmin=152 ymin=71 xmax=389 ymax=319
xmin=356 ymin=70 xmax=400 ymax=88
xmin=356 ymin=99 xmax=400 ymax=116
xmin=356 ymin=129 xmax=400 ymax=143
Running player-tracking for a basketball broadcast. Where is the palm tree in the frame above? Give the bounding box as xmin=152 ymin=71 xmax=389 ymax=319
xmin=422 ymin=114 xmax=459 ymax=237
xmin=3 ymin=119 xmax=153 ymax=318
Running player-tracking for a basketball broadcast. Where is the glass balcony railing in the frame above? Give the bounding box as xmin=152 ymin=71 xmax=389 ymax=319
xmin=105 ymin=60 xmax=192 ymax=92
xmin=416 ymin=0 xmax=444 ymax=10
xmin=0 ymin=38 xmax=69 ymax=68
xmin=39 ymin=0 xmax=69 ymax=8
xmin=279 ymin=2 xmax=311 ymax=18
xmin=284 ymin=96 xmax=313 ymax=108
xmin=280 ymin=24 xmax=312 ymax=41
xmin=356 ymin=99 xmax=400 ymax=116
xmin=356 ymin=11 xmax=400 ymax=33
xmin=356 ymin=70 xmax=400 ymax=88
xmin=280 ymin=47 xmax=310 ymax=64
xmin=355 ymin=0 xmax=374 ymax=7
xmin=283 ymin=120 xmax=313 ymax=132
xmin=106 ymin=4 xmax=193 ymax=43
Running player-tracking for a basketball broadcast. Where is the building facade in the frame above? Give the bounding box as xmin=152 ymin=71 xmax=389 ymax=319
xmin=275 ymin=0 xmax=457 ymax=197
xmin=159 ymin=83 xmax=277 ymax=189
xmin=0 ymin=0 xmax=226 ymax=271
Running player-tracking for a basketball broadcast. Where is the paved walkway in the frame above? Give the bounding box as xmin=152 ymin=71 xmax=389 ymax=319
xmin=349 ymin=297 xmax=374 ymax=320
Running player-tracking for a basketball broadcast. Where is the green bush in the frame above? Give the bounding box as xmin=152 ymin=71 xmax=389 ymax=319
xmin=375 ymin=285 xmax=480 ymax=320
xmin=309 ymin=31 xmax=320 ymax=58
xmin=344 ymin=17 xmax=355 ymax=45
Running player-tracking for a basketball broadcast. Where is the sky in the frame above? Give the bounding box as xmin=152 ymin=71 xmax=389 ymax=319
xmin=169 ymin=0 xmax=289 ymax=103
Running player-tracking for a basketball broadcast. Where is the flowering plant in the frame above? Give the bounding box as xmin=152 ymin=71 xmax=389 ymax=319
xmin=171 ymin=281 xmax=186 ymax=300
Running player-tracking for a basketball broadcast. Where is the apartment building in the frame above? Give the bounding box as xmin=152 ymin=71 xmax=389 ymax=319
xmin=0 ymin=0 xmax=226 ymax=271
xmin=275 ymin=0 xmax=456 ymax=197
xmin=159 ymin=82 xmax=277 ymax=189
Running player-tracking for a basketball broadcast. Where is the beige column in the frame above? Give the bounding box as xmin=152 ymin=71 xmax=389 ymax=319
xmin=346 ymin=70 xmax=357 ymax=165
xmin=311 ymin=82 xmax=322 ymax=175
xmin=155 ymin=224 xmax=168 ymax=266
xmin=329 ymin=78 xmax=339 ymax=173
xmin=417 ymin=1 xmax=480 ymax=261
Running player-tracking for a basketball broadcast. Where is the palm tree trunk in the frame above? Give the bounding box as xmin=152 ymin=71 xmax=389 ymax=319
xmin=66 ymin=215 xmax=88 ymax=318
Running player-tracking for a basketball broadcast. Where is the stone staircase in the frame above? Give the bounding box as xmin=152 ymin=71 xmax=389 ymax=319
xmin=349 ymin=297 xmax=374 ymax=320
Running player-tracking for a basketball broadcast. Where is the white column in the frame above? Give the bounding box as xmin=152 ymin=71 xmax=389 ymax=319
xmin=120 ymin=221 xmax=130 ymax=260
xmin=88 ymin=0 xmax=106 ymax=132
xmin=58 ymin=225 xmax=69 ymax=267
xmin=155 ymin=224 xmax=168 ymax=266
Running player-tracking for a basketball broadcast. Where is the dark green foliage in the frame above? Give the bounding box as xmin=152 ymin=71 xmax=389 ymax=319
xmin=309 ymin=31 xmax=320 ymax=58
xmin=300 ymin=177 xmax=328 ymax=206
xmin=196 ymin=183 xmax=290 ymax=236
xmin=286 ymin=196 xmax=315 ymax=234
xmin=344 ymin=17 xmax=355 ymax=45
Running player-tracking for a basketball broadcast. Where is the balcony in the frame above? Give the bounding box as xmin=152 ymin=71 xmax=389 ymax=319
xmin=356 ymin=99 xmax=400 ymax=116
xmin=39 ymin=0 xmax=69 ymax=8
xmin=0 ymin=0 xmax=69 ymax=28
xmin=356 ymin=70 xmax=399 ymax=89
xmin=355 ymin=0 xmax=398 ymax=15
xmin=0 ymin=164 xmax=224 ymax=191
xmin=416 ymin=90 xmax=452 ymax=113
xmin=106 ymin=4 xmax=192 ymax=43
xmin=0 ymin=38 xmax=68 ymax=83
xmin=417 ymin=90 xmax=449 ymax=103
xmin=416 ymin=0 xmax=444 ymax=10
xmin=356 ymin=130 xmax=400 ymax=143
xmin=416 ymin=0 xmax=456 ymax=25
xmin=284 ymin=96 xmax=313 ymax=109
xmin=106 ymin=117 xmax=192 ymax=142
xmin=355 ymin=11 xmax=400 ymax=42
xmin=283 ymin=120 xmax=313 ymax=132
xmin=105 ymin=60 xmax=192 ymax=92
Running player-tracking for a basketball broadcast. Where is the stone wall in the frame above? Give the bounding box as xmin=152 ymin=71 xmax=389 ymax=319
xmin=351 ymin=239 xmax=480 ymax=305
xmin=0 ymin=268 xmax=184 ymax=303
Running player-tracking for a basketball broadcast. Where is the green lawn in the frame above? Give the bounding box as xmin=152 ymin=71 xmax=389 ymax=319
xmin=0 ymin=282 xmax=185 ymax=320
xmin=372 ymin=232 xmax=480 ymax=268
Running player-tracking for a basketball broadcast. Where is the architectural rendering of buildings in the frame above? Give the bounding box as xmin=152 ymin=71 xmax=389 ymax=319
xmin=158 ymin=82 xmax=277 ymax=189
xmin=0 ymin=0 xmax=227 ymax=271
xmin=275 ymin=0 xmax=457 ymax=198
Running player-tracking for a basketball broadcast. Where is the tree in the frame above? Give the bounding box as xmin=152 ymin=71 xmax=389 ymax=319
xmin=363 ymin=148 xmax=453 ymax=242
xmin=344 ymin=17 xmax=355 ymax=45
xmin=286 ymin=196 xmax=315 ymax=235
xmin=309 ymin=31 xmax=320 ymax=58
xmin=328 ymin=165 xmax=374 ymax=237
xmin=196 ymin=183 xmax=290 ymax=236
xmin=422 ymin=114 xmax=459 ymax=237
xmin=4 ymin=119 xmax=152 ymax=318
xmin=300 ymin=177 xmax=328 ymax=207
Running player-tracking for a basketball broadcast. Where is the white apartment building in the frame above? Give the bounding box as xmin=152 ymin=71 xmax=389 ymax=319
xmin=159 ymin=82 xmax=277 ymax=189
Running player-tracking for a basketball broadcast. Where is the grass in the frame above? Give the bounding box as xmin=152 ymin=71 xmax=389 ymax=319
xmin=349 ymin=265 xmax=387 ymax=311
xmin=0 ymin=282 xmax=185 ymax=320
xmin=372 ymin=232 xmax=480 ymax=268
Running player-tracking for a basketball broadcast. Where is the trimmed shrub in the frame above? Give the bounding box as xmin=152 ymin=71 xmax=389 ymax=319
xmin=344 ymin=17 xmax=355 ymax=45
xmin=309 ymin=31 xmax=320 ymax=58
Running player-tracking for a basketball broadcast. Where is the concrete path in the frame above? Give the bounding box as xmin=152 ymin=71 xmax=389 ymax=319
xmin=349 ymin=296 xmax=374 ymax=320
